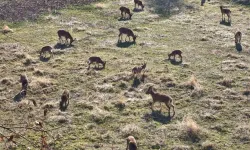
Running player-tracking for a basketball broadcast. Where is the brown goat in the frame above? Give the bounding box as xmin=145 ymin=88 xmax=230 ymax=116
xmin=132 ymin=63 xmax=146 ymax=75
xmin=57 ymin=30 xmax=75 ymax=45
xmin=20 ymin=74 xmax=28 ymax=90
xmin=146 ymin=86 xmax=175 ymax=117
xmin=126 ymin=136 xmax=137 ymax=150
xmin=120 ymin=6 xmax=133 ymax=19
xmin=220 ymin=6 xmax=231 ymax=22
xmin=168 ymin=50 xmax=182 ymax=61
xmin=40 ymin=46 xmax=53 ymax=58
xmin=134 ymin=0 xmax=144 ymax=10
xmin=60 ymin=90 xmax=70 ymax=111
xmin=88 ymin=56 xmax=106 ymax=70
xmin=118 ymin=27 xmax=137 ymax=43
xmin=235 ymin=31 xmax=242 ymax=44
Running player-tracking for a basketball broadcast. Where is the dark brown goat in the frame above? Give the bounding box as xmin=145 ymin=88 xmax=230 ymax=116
xmin=235 ymin=31 xmax=242 ymax=44
xmin=57 ymin=30 xmax=75 ymax=45
xmin=120 ymin=6 xmax=133 ymax=19
xmin=146 ymin=86 xmax=175 ymax=117
xmin=168 ymin=50 xmax=182 ymax=61
xmin=126 ymin=136 xmax=137 ymax=150
xmin=88 ymin=56 xmax=106 ymax=70
xmin=201 ymin=0 xmax=210 ymax=6
xmin=134 ymin=0 xmax=144 ymax=10
xmin=19 ymin=74 xmax=28 ymax=97
xmin=118 ymin=27 xmax=137 ymax=43
xmin=220 ymin=6 xmax=231 ymax=22
xmin=40 ymin=46 xmax=53 ymax=58
xmin=132 ymin=63 xmax=146 ymax=75
xmin=20 ymin=74 xmax=28 ymax=90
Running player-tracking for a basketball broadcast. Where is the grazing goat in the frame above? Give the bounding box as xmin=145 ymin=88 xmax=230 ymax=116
xmin=57 ymin=30 xmax=75 ymax=45
xmin=60 ymin=90 xmax=69 ymax=111
xmin=132 ymin=63 xmax=146 ymax=75
xmin=88 ymin=56 xmax=106 ymax=70
xmin=120 ymin=6 xmax=133 ymax=19
xmin=118 ymin=27 xmax=137 ymax=43
xmin=168 ymin=50 xmax=182 ymax=61
xmin=235 ymin=31 xmax=242 ymax=44
xmin=134 ymin=0 xmax=144 ymax=10
xmin=220 ymin=6 xmax=231 ymax=22
xmin=20 ymin=74 xmax=28 ymax=90
xmin=40 ymin=46 xmax=53 ymax=58
xmin=126 ymin=136 xmax=137 ymax=150
xmin=19 ymin=74 xmax=28 ymax=97
xmin=146 ymin=86 xmax=175 ymax=117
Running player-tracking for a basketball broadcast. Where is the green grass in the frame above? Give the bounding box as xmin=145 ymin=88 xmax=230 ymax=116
xmin=0 ymin=0 xmax=250 ymax=149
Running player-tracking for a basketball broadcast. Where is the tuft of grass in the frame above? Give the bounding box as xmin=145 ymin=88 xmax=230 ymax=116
xmin=121 ymin=124 xmax=141 ymax=138
xmin=179 ymin=115 xmax=202 ymax=142
xmin=233 ymin=123 xmax=250 ymax=143
xmin=181 ymin=75 xmax=204 ymax=97
xmin=171 ymin=145 xmax=191 ymax=150
xmin=217 ymin=78 xmax=233 ymax=88
xmin=90 ymin=107 xmax=113 ymax=124
xmin=202 ymin=141 xmax=217 ymax=150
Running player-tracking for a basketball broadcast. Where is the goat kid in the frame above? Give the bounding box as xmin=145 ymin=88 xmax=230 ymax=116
xmin=132 ymin=63 xmax=146 ymax=75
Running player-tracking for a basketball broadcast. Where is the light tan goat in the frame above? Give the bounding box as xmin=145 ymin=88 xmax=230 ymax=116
xmin=220 ymin=6 xmax=231 ymax=22
xmin=146 ymin=86 xmax=175 ymax=117
xmin=126 ymin=136 xmax=137 ymax=150
xmin=235 ymin=31 xmax=242 ymax=44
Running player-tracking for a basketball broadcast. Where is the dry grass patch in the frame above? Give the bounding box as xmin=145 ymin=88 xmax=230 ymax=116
xmin=217 ymin=78 xmax=234 ymax=88
xmin=94 ymin=3 xmax=107 ymax=9
xmin=181 ymin=75 xmax=204 ymax=97
xmin=201 ymin=141 xmax=216 ymax=150
xmin=121 ymin=124 xmax=142 ymax=138
xmin=90 ymin=107 xmax=113 ymax=124
xmin=179 ymin=115 xmax=203 ymax=142
xmin=233 ymin=123 xmax=250 ymax=143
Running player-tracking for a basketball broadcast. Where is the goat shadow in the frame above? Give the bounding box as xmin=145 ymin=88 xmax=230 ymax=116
xmin=235 ymin=43 xmax=242 ymax=52
xmin=88 ymin=66 xmax=105 ymax=70
xmin=13 ymin=92 xmax=25 ymax=102
xmin=220 ymin=19 xmax=231 ymax=26
xmin=166 ymin=58 xmax=182 ymax=65
xmin=117 ymin=41 xmax=136 ymax=48
xmin=54 ymin=43 xmax=74 ymax=50
xmin=132 ymin=77 xmax=141 ymax=88
xmin=133 ymin=8 xmax=144 ymax=12
xmin=39 ymin=56 xmax=51 ymax=62
xmin=118 ymin=17 xmax=131 ymax=21
xmin=143 ymin=110 xmax=172 ymax=124
xmin=59 ymin=101 xmax=69 ymax=111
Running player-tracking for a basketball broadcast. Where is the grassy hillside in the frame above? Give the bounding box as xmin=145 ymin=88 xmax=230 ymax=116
xmin=0 ymin=0 xmax=250 ymax=149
